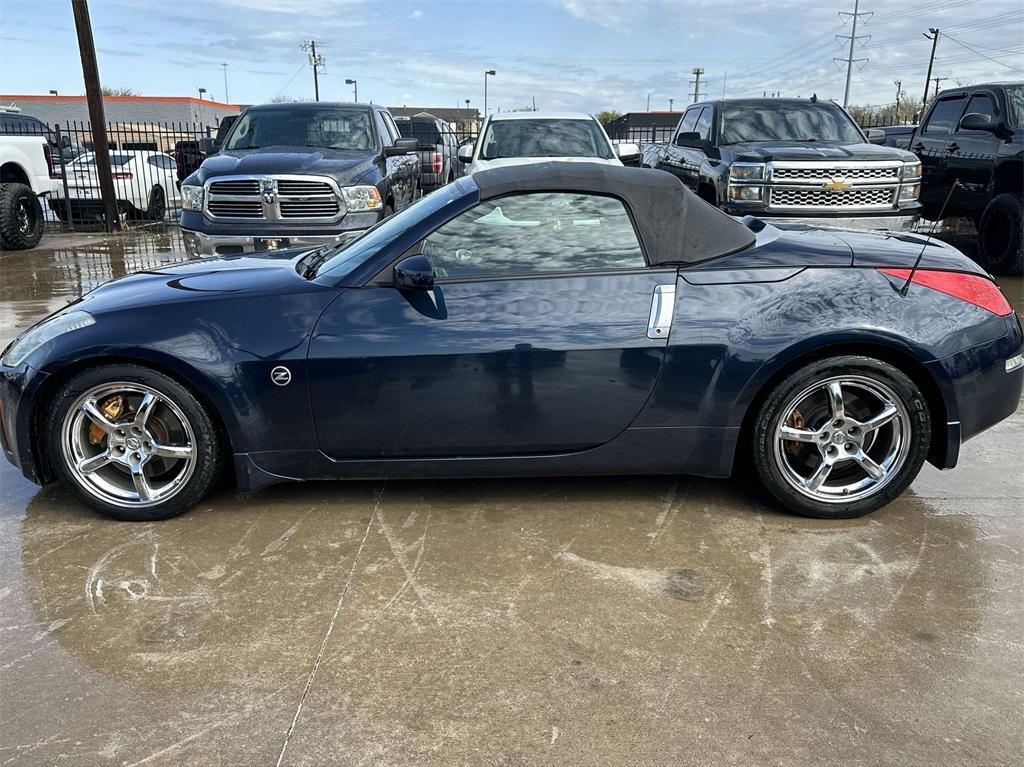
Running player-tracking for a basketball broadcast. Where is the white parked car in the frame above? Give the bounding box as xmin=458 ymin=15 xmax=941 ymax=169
xmin=50 ymin=150 xmax=180 ymax=222
xmin=459 ymin=112 xmax=639 ymax=174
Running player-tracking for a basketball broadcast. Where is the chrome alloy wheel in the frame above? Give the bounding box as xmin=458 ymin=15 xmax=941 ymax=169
xmin=60 ymin=382 xmax=198 ymax=508
xmin=772 ymin=375 xmax=911 ymax=504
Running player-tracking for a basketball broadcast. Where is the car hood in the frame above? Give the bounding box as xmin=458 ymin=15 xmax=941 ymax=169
xmin=468 ymin=156 xmax=622 ymax=173
xmin=72 ymin=251 xmax=326 ymax=315
xmin=192 ymin=147 xmax=378 ymax=183
xmin=726 ymin=141 xmax=916 ymax=163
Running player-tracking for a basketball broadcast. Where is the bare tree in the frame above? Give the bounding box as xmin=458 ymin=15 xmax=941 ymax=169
xmin=100 ymin=87 xmax=140 ymax=97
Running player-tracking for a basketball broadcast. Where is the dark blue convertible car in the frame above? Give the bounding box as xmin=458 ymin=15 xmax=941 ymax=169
xmin=1 ymin=163 xmax=1021 ymax=521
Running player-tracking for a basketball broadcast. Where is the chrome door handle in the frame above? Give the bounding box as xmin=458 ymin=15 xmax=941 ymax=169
xmin=647 ymin=283 xmax=676 ymax=340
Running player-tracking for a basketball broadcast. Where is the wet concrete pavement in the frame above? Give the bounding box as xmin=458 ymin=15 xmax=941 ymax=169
xmin=1 ymin=229 xmax=1022 ymax=766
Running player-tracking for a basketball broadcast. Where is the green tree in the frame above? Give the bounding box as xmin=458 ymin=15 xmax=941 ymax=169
xmin=594 ymin=110 xmax=622 ymax=125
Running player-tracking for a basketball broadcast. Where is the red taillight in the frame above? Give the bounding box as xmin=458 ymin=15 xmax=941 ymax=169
xmin=43 ymin=144 xmax=60 ymax=179
xmin=111 ymin=172 xmax=133 ymax=180
xmin=432 ymin=151 xmax=442 ymax=174
xmin=878 ymin=268 xmax=1013 ymax=316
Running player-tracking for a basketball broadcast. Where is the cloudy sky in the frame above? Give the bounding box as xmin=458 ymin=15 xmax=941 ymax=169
xmin=1 ymin=0 xmax=1021 ymax=112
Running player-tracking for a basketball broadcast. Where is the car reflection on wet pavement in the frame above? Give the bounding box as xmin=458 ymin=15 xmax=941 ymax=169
xmin=1 ymin=229 xmax=1022 ymax=766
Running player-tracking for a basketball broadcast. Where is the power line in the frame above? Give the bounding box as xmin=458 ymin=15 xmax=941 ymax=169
xmin=943 ymin=33 xmax=1024 ymax=74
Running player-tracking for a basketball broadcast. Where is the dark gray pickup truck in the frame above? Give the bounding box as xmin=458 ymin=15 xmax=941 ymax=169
xmin=179 ymin=102 xmax=419 ymax=257
xmin=641 ymin=98 xmax=923 ymax=231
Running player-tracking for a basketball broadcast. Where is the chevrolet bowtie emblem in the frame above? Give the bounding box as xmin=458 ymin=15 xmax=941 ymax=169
xmin=823 ymin=176 xmax=851 ymax=192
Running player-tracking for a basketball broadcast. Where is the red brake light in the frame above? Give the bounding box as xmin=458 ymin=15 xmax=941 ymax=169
xmin=111 ymin=172 xmax=133 ymax=180
xmin=432 ymin=151 xmax=442 ymax=174
xmin=878 ymin=268 xmax=1013 ymax=316
xmin=43 ymin=144 xmax=60 ymax=179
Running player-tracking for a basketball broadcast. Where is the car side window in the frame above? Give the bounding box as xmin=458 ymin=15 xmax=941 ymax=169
xmin=923 ymin=96 xmax=965 ymax=135
xmin=421 ymin=192 xmax=646 ymax=280
xmin=381 ymin=112 xmax=401 ymax=143
xmin=677 ymin=108 xmax=700 ymax=138
xmin=959 ymin=93 xmax=998 ymax=130
xmin=695 ymin=107 xmax=713 ymax=141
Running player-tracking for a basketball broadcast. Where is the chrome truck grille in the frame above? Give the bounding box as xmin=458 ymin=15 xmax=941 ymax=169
xmin=766 ymin=161 xmax=903 ymax=212
xmin=205 ymin=175 xmax=343 ymax=221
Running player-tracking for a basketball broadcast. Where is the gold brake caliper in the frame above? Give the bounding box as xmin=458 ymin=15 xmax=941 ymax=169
xmin=88 ymin=394 xmax=125 ymax=445
xmin=785 ymin=408 xmax=805 ymax=453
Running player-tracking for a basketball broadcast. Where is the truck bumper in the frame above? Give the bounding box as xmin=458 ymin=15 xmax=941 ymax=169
xmin=181 ymin=228 xmax=366 ymax=258
xmin=757 ymin=213 xmax=919 ymax=232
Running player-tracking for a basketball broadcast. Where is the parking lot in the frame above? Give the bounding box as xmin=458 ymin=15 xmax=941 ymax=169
xmin=1 ymin=229 xmax=1022 ymax=766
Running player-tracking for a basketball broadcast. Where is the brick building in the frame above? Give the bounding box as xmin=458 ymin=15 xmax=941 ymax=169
xmin=0 ymin=94 xmax=241 ymax=131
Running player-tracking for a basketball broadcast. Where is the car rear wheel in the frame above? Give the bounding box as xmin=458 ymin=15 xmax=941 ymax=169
xmin=146 ymin=185 xmax=167 ymax=221
xmin=46 ymin=365 xmax=222 ymax=521
xmin=752 ymin=356 xmax=930 ymax=518
xmin=977 ymin=193 xmax=1023 ymax=276
xmin=0 ymin=182 xmax=44 ymax=250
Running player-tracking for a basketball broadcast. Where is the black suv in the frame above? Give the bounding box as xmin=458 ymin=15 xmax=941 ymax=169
xmin=913 ymin=82 xmax=1023 ymax=274
xmin=395 ymin=115 xmax=461 ymax=193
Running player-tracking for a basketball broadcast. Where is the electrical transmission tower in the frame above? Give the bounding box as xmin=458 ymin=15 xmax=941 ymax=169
xmin=301 ymin=40 xmax=325 ymax=101
xmin=690 ymin=67 xmax=705 ymax=103
xmin=835 ymin=0 xmax=872 ymax=108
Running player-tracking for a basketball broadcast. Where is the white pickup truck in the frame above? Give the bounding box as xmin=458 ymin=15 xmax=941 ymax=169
xmin=0 ymin=117 xmax=55 ymax=250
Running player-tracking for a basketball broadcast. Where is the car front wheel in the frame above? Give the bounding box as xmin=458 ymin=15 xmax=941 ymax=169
xmin=46 ymin=365 xmax=222 ymax=521
xmin=752 ymin=356 xmax=930 ymax=518
xmin=977 ymin=193 xmax=1023 ymax=276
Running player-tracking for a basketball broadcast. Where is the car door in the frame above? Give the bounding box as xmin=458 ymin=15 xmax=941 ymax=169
xmin=947 ymin=91 xmax=1001 ymax=217
xmin=307 ymin=191 xmax=676 ymax=458
xmin=914 ymin=93 xmax=967 ymax=214
xmin=656 ymin=106 xmax=704 ymax=192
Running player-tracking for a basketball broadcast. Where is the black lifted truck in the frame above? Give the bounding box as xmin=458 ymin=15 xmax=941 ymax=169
xmin=179 ymin=102 xmax=419 ymax=257
xmin=641 ymin=98 xmax=922 ymax=231
xmin=912 ymin=82 xmax=1023 ymax=275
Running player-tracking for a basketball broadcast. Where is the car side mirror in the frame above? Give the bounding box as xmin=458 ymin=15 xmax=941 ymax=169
xmin=198 ymin=137 xmax=219 ymax=153
xmin=958 ymin=112 xmax=996 ymax=133
xmin=615 ymin=142 xmax=640 ymax=161
xmin=865 ymin=128 xmax=887 ymax=145
xmin=674 ymin=131 xmax=705 ymax=148
xmin=393 ymin=254 xmax=435 ymax=290
xmin=457 ymin=143 xmax=474 ymax=163
xmin=386 ymin=137 xmax=419 ymax=156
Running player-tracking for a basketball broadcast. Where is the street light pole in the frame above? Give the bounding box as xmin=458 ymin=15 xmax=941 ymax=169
xmin=197 ymin=87 xmax=206 ymax=101
xmin=345 ymin=78 xmax=358 ymax=102
xmin=484 ymin=69 xmax=495 ymax=117
xmin=222 ymin=63 xmax=229 ymax=103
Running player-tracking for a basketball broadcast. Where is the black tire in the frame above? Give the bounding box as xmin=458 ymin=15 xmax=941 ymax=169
xmin=146 ymin=185 xmax=167 ymax=221
xmin=45 ymin=364 xmax=222 ymax=521
xmin=48 ymin=199 xmax=70 ymax=224
xmin=752 ymin=356 xmax=930 ymax=519
xmin=0 ymin=182 xmax=44 ymax=250
xmin=977 ymin=193 xmax=1023 ymax=276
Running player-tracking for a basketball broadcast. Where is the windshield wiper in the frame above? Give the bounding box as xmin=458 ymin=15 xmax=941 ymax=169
xmin=295 ymin=246 xmax=334 ymax=279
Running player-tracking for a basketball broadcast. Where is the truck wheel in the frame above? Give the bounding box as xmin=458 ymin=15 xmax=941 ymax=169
xmin=977 ymin=193 xmax=1023 ymax=275
xmin=0 ymin=183 xmax=44 ymax=250
xmin=146 ymin=185 xmax=167 ymax=221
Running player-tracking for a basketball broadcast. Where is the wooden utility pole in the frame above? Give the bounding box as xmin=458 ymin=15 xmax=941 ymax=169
xmin=71 ymin=0 xmax=119 ymax=231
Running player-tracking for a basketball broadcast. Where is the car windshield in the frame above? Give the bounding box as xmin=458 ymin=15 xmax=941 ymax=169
xmin=398 ymin=119 xmax=441 ymax=147
xmin=480 ymin=119 xmax=614 ymax=160
xmin=224 ymin=107 xmax=374 ymax=151
xmin=1005 ymin=85 xmax=1024 ymax=127
xmin=720 ymin=103 xmax=864 ymax=144
xmin=74 ymin=154 xmax=132 ymax=166
xmin=315 ymin=181 xmax=471 ymax=279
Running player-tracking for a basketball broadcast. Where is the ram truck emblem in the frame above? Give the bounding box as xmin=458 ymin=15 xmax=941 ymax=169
xmin=260 ymin=178 xmax=277 ymax=205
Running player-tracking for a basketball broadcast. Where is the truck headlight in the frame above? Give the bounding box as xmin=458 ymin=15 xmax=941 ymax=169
xmin=341 ymin=185 xmax=383 ymax=212
xmin=900 ymin=183 xmax=921 ymax=201
xmin=2 ymin=310 xmax=95 ymax=368
xmin=730 ymin=163 xmax=766 ymax=181
xmin=728 ymin=185 xmax=763 ymax=202
xmin=901 ymin=161 xmax=922 ymax=181
xmin=182 ymin=185 xmax=205 ymax=211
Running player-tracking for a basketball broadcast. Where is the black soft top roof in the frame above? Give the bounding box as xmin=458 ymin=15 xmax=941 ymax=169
xmin=472 ymin=162 xmax=755 ymax=266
